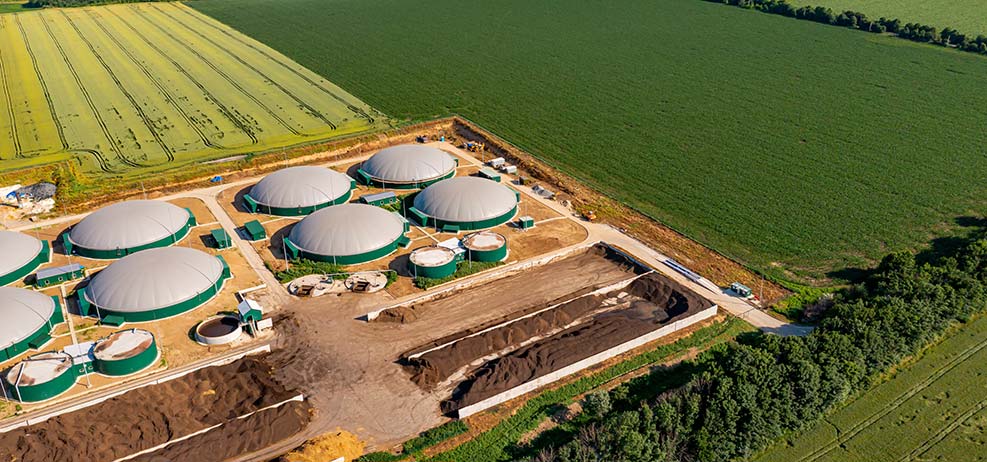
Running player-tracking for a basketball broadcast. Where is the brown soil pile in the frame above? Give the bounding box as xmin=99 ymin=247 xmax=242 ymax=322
xmin=442 ymin=273 xmax=713 ymax=413
xmin=0 ymin=356 xmax=307 ymax=462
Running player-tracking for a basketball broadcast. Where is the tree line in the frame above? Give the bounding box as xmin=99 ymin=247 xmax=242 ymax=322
xmin=522 ymin=224 xmax=987 ymax=461
xmin=25 ymin=0 xmax=162 ymax=7
xmin=704 ymin=0 xmax=987 ymax=56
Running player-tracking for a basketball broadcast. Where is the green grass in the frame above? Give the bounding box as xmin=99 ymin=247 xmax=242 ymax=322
xmin=192 ymin=0 xmax=987 ymax=283
xmin=0 ymin=2 xmax=40 ymax=13
xmin=790 ymin=0 xmax=987 ymax=36
xmin=756 ymin=314 xmax=987 ymax=462
xmin=0 ymin=2 xmax=384 ymax=180
xmin=413 ymin=261 xmax=502 ymax=289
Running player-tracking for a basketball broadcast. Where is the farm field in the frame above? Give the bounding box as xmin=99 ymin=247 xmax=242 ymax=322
xmin=790 ymin=0 xmax=987 ymax=36
xmin=192 ymin=0 xmax=987 ymax=282
xmin=0 ymin=2 xmax=384 ymax=177
xmin=756 ymin=315 xmax=987 ymax=462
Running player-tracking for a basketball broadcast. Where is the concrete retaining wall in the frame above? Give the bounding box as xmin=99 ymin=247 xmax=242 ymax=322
xmin=457 ymin=305 xmax=718 ymax=418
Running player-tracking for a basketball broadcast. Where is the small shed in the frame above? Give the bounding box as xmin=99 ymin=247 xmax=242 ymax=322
xmin=477 ymin=167 xmax=501 ymax=182
xmin=35 ymin=264 xmax=85 ymax=288
xmin=518 ymin=216 xmax=536 ymax=229
xmin=244 ymin=220 xmax=266 ymax=241
xmin=210 ymin=228 xmax=232 ymax=249
xmin=360 ymin=191 xmax=398 ymax=207
xmin=238 ymin=299 xmax=263 ymax=335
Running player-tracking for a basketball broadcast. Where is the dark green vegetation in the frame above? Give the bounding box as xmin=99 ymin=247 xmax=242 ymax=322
xmin=709 ymin=0 xmax=987 ymax=56
xmin=413 ymin=261 xmax=502 ymax=290
xmin=0 ymin=2 xmax=38 ymax=13
xmin=193 ymin=0 xmax=987 ymax=283
xmin=358 ymin=421 xmax=469 ymax=462
xmin=429 ymin=318 xmax=755 ymax=461
xmin=25 ymin=0 xmax=159 ymax=7
xmin=506 ymin=223 xmax=987 ymax=461
xmin=789 ymin=0 xmax=987 ymax=36
xmin=757 ymin=313 xmax=987 ymax=462
xmin=271 ymin=259 xmax=346 ymax=283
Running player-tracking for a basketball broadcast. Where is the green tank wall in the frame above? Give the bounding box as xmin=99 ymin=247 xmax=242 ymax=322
xmin=410 ymin=258 xmax=457 ymax=279
xmin=0 ymin=296 xmax=63 ymax=362
xmin=67 ymin=211 xmax=196 ymax=260
xmin=94 ymin=336 xmax=158 ymax=377
xmin=357 ymin=169 xmax=455 ymax=190
xmin=0 ymin=240 xmax=50 ymax=286
xmin=7 ymin=361 xmax=79 ymax=403
xmin=466 ymin=243 xmax=508 ymax=262
xmin=243 ymin=189 xmax=353 ymax=216
xmin=414 ymin=205 xmax=518 ymax=231
xmin=286 ymin=236 xmax=406 ymax=265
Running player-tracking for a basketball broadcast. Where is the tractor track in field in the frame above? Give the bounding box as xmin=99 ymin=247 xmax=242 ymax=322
xmin=128 ymin=6 xmax=309 ymax=138
xmin=149 ymin=3 xmax=340 ymax=131
xmin=86 ymin=9 xmax=233 ymax=152
xmin=0 ymin=18 xmax=23 ymax=159
xmin=898 ymin=397 xmax=987 ymax=462
xmin=168 ymin=2 xmax=377 ymax=125
xmin=102 ymin=6 xmax=259 ymax=146
xmin=60 ymin=10 xmax=175 ymax=164
xmin=797 ymin=333 xmax=987 ymax=462
xmin=37 ymin=14 xmax=142 ymax=169
xmin=12 ymin=14 xmax=80 ymax=168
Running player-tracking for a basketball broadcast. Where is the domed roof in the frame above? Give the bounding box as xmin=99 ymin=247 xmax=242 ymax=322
xmin=288 ymin=203 xmax=405 ymax=257
xmin=0 ymin=287 xmax=56 ymax=351
xmin=250 ymin=166 xmax=352 ymax=209
xmin=0 ymin=231 xmax=44 ymax=279
xmin=69 ymin=201 xmax=190 ymax=252
xmin=413 ymin=177 xmax=518 ymax=223
xmin=361 ymin=145 xmax=457 ymax=184
xmin=85 ymin=247 xmax=224 ymax=313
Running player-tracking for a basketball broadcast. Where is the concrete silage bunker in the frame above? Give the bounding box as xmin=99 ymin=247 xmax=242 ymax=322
xmin=78 ymin=247 xmax=231 ymax=324
xmin=243 ymin=166 xmax=355 ymax=216
xmin=462 ymin=231 xmax=508 ymax=262
xmin=358 ymin=144 xmax=458 ymax=189
xmin=0 ymin=287 xmax=63 ymax=362
xmin=284 ymin=203 xmax=411 ymax=265
xmin=409 ymin=246 xmax=458 ymax=279
xmin=0 ymin=230 xmax=50 ymax=286
xmin=63 ymin=200 xmax=196 ymax=260
xmin=92 ymin=329 xmax=158 ymax=377
xmin=410 ymin=177 xmax=519 ymax=231
xmin=4 ymin=351 xmax=79 ymax=402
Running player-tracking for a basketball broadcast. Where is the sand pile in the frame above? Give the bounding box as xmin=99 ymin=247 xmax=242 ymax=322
xmin=441 ymin=273 xmax=713 ymax=413
xmin=0 ymin=356 xmax=310 ymax=462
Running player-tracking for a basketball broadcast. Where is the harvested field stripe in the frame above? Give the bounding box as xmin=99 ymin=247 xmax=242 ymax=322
xmin=166 ymin=2 xmax=375 ymax=124
xmin=898 ymin=397 xmax=987 ymax=462
xmin=147 ymin=3 xmax=338 ymax=131
xmin=84 ymin=10 xmax=224 ymax=151
xmin=12 ymin=14 xmax=70 ymax=156
xmin=797 ymin=334 xmax=987 ymax=462
xmin=100 ymin=6 xmax=259 ymax=145
xmin=59 ymin=10 xmax=175 ymax=163
xmin=34 ymin=14 xmax=138 ymax=169
xmin=125 ymin=6 xmax=305 ymax=137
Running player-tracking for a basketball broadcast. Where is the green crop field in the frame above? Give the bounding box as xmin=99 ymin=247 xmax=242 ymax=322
xmin=756 ymin=315 xmax=987 ymax=462
xmin=193 ymin=0 xmax=987 ymax=282
xmin=790 ymin=0 xmax=987 ymax=36
xmin=0 ymin=2 xmax=384 ymax=177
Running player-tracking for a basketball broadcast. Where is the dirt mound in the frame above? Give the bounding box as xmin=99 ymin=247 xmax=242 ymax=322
xmin=441 ymin=274 xmax=713 ymax=413
xmin=0 ymin=356 xmax=307 ymax=462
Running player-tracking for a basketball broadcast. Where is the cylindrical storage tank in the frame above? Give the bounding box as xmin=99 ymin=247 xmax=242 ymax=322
xmin=0 ymin=287 xmax=63 ymax=362
xmin=412 ymin=177 xmax=518 ymax=230
xmin=67 ymin=200 xmax=194 ymax=259
xmin=409 ymin=246 xmax=458 ymax=279
xmin=0 ymin=231 xmax=50 ymax=286
xmin=5 ymin=352 xmax=77 ymax=402
xmin=285 ymin=203 xmax=408 ymax=265
xmin=359 ymin=145 xmax=457 ymax=189
xmin=462 ymin=231 xmax=508 ymax=262
xmin=194 ymin=315 xmax=243 ymax=345
xmin=83 ymin=247 xmax=231 ymax=323
xmin=245 ymin=166 xmax=354 ymax=216
xmin=92 ymin=329 xmax=158 ymax=377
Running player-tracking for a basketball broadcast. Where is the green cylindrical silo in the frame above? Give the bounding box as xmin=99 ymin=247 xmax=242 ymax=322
xmin=92 ymin=329 xmax=158 ymax=377
xmin=5 ymin=352 xmax=78 ymax=403
xmin=409 ymin=246 xmax=458 ymax=279
xmin=462 ymin=231 xmax=508 ymax=262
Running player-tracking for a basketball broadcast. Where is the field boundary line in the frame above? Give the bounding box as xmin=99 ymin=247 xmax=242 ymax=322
xmin=148 ymin=3 xmax=339 ymax=131
xmin=101 ymin=5 xmax=259 ymax=145
xmin=898 ymin=397 xmax=987 ymax=462
xmin=798 ymin=334 xmax=987 ymax=462
xmin=60 ymin=9 xmax=175 ymax=163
